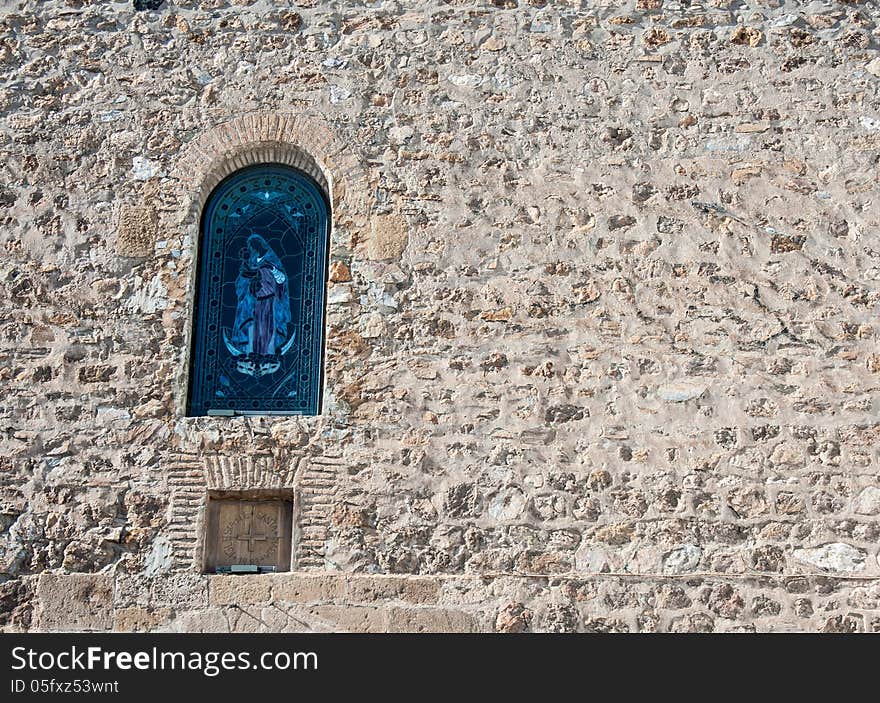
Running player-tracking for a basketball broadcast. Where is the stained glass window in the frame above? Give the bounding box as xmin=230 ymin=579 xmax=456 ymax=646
xmin=188 ymin=164 xmax=330 ymax=416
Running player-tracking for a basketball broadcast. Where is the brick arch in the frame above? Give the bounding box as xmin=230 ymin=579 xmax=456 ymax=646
xmin=171 ymin=111 xmax=372 ymax=223
xmin=196 ymin=143 xmax=330 ymax=204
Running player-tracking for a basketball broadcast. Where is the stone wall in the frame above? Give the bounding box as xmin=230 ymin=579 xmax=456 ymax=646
xmin=1 ymin=0 xmax=879 ymax=633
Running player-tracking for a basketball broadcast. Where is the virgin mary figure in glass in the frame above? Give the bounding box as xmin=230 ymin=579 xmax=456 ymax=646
xmin=225 ymin=233 xmax=294 ymax=377
xmin=188 ymin=164 xmax=330 ymax=416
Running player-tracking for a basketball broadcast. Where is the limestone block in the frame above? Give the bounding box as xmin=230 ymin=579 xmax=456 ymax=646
xmin=793 ymin=543 xmax=866 ymax=573
xmin=172 ymin=608 xmax=231 ymax=633
xmin=663 ymin=545 xmax=703 ymax=574
xmin=730 ymin=26 xmax=763 ymax=46
xmin=116 ymin=204 xmax=158 ymax=257
xmin=658 ymin=381 xmax=707 ymax=403
xmin=345 ymin=575 xmax=440 ymax=605
xmin=114 ymin=606 xmax=173 ymax=632
xmin=328 ymin=260 xmax=352 ymax=282
xmin=271 ymin=573 xmax=345 ymax=603
xmin=852 ymin=487 xmax=880 ymax=516
xmin=495 ymin=602 xmax=531 ymax=633
xmin=228 ymin=605 xmax=263 ymax=632
xmin=208 ymin=575 xmax=272 ymax=605
xmin=305 ymin=605 xmax=385 ymax=633
xmin=383 ymin=607 xmax=476 ymax=633
xmin=35 ymin=573 xmax=113 ymax=632
xmin=366 ymin=214 xmax=409 ymax=260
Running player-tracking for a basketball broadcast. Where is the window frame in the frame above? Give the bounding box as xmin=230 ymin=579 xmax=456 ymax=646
xmin=186 ymin=163 xmax=332 ymax=417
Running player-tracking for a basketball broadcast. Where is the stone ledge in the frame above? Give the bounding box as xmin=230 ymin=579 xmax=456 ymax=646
xmin=203 ymin=569 xmax=880 ymax=613
xmin=271 ymin=574 xmax=346 ymax=603
xmin=345 ymin=575 xmax=440 ymax=605
xmin=208 ymin=573 xmax=443 ymax=606
xmin=301 ymin=605 xmax=476 ymax=633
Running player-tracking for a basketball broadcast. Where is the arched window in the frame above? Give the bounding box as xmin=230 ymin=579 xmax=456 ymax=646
xmin=188 ymin=164 xmax=330 ymax=416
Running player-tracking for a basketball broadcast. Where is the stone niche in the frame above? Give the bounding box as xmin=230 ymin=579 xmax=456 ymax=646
xmin=166 ymin=452 xmax=338 ymax=572
xmin=203 ymin=491 xmax=294 ymax=573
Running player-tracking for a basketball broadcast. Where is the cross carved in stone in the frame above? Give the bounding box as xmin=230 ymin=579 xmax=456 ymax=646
xmin=235 ymin=505 xmax=269 ymax=552
xmin=204 ymin=497 xmax=293 ymax=572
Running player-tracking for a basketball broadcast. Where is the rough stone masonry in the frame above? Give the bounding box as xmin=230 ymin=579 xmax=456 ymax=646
xmin=1 ymin=0 xmax=879 ymax=633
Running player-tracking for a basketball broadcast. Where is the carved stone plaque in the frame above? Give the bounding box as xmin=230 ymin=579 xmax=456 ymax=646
xmin=204 ymin=498 xmax=293 ymax=572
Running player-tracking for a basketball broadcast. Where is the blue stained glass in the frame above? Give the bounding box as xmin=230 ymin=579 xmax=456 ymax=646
xmin=188 ymin=164 xmax=330 ymax=416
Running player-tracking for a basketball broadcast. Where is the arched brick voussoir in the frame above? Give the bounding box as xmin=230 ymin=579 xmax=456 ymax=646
xmin=169 ymin=111 xmax=373 ymax=225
